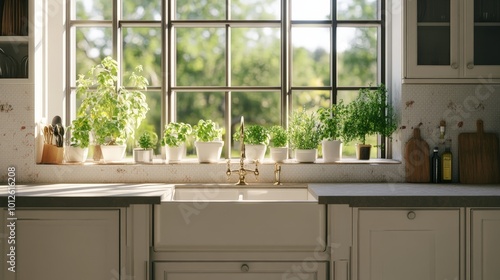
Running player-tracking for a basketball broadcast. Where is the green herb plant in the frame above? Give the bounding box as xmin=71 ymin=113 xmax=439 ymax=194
xmin=161 ymin=122 xmax=192 ymax=147
xmin=193 ymin=119 xmax=223 ymax=142
xmin=138 ymin=131 xmax=158 ymax=150
xmin=268 ymin=125 xmax=288 ymax=148
xmin=233 ymin=124 xmax=270 ymax=145
xmin=76 ymin=56 xmax=149 ymax=146
xmin=69 ymin=115 xmax=91 ymax=148
xmin=317 ymin=100 xmax=346 ymax=142
xmin=288 ymin=109 xmax=321 ymax=150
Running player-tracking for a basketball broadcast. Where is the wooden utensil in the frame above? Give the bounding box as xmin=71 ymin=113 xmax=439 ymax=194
xmin=458 ymin=120 xmax=500 ymax=184
xmin=405 ymin=128 xmax=431 ymax=182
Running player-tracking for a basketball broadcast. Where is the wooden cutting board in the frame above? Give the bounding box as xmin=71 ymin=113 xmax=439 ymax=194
xmin=405 ymin=128 xmax=430 ymax=182
xmin=458 ymin=120 xmax=500 ymax=184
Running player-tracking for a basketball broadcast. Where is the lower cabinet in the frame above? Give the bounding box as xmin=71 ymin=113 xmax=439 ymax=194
xmin=356 ymin=209 xmax=461 ymax=280
xmin=154 ymin=261 xmax=328 ymax=280
xmin=2 ymin=209 xmax=120 ymax=280
xmin=469 ymin=209 xmax=500 ymax=280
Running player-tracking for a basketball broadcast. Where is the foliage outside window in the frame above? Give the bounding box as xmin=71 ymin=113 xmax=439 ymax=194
xmin=68 ymin=0 xmax=385 ymax=159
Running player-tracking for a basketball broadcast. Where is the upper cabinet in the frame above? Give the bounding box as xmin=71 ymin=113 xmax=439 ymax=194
xmin=405 ymin=0 xmax=500 ymax=80
xmin=0 ymin=0 xmax=29 ymax=80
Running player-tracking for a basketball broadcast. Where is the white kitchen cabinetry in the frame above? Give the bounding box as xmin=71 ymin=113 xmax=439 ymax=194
xmin=405 ymin=0 xmax=500 ymax=79
xmin=469 ymin=209 xmax=500 ymax=280
xmin=154 ymin=262 xmax=327 ymax=280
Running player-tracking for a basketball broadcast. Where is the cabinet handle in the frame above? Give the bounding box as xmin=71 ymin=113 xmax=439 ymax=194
xmin=467 ymin=63 xmax=474 ymax=69
xmin=451 ymin=63 xmax=458 ymax=69
xmin=241 ymin=264 xmax=250 ymax=272
xmin=407 ymin=211 xmax=416 ymax=220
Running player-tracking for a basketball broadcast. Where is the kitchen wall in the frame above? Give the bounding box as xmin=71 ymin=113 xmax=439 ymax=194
xmin=1 ymin=83 xmax=498 ymax=184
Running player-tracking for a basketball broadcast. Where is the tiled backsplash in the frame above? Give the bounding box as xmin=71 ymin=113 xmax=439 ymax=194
xmin=1 ymin=83 xmax=499 ymax=184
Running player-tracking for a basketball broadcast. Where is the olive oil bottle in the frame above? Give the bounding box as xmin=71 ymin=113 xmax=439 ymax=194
xmin=441 ymin=139 xmax=452 ymax=183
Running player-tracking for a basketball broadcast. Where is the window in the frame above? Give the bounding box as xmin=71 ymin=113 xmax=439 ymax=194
xmin=68 ymin=0 xmax=385 ymax=159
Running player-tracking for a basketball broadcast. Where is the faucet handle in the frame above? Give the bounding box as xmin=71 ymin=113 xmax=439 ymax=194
xmin=226 ymin=159 xmax=232 ymax=179
xmin=254 ymin=160 xmax=259 ymax=181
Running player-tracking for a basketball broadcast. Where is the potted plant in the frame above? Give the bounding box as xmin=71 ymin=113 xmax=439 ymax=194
xmin=343 ymin=84 xmax=397 ymax=160
xmin=268 ymin=125 xmax=288 ymax=162
xmin=233 ymin=124 xmax=270 ymax=163
xmin=288 ymin=109 xmax=321 ymax=163
xmin=76 ymin=56 xmax=149 ymax=162
xmin=134 ymin=131 xmax=158 ymax=163
xmin=161 ymin=122 xmax=192 ymax=163
xmin=64 ymin=115 xmax=91 ymax=163
xmin=317 ymin=101 xmax=346 ymax=162
xmin=193 ymin=119 xmax=224 ymax=163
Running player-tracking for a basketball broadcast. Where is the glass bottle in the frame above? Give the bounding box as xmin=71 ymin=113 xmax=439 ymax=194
xmin=431 ymin=147 xmax=441 ymax=183
xmin=441 ymin=139 xmax=453 ymax=183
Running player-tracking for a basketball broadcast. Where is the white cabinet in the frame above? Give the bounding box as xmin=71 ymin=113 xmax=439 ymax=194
xmin=154 ymin=262 xmax=328 ymax=280
xmin=469 ymin=209 xmax=500 ymax=280
xmin=405 ymin=0 xmax=500 ymax=79
xmin=1 ymin=209 xmax=120 ymax=280
xmin=355 ymin=209 xmax=461 ymax=280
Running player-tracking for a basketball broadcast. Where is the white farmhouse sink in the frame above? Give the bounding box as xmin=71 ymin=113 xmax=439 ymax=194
xmin=155 ymin=184 xmax=326 ymax=252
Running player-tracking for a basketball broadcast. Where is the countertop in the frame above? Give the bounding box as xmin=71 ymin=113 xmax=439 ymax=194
xmin=0 ymin=183 xmax=172 ymax=207
xmin=309 ymin=183 xmax=500 ymax=207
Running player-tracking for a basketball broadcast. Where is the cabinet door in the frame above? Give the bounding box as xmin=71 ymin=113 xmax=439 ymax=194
xmin=356 ymin=209 xmax=460 ymax=280
xmin=470 ymin=209 xmax=500 ymax=280
xmin=406 ymin=0 xmax=460 ymax=78
xmin=154 ymin=262 xmax=328 ymax=280
xmin=464 ymin=0 xmax=500 ymax=78
xmin=2 ymin=209 xmax=120 ymax=280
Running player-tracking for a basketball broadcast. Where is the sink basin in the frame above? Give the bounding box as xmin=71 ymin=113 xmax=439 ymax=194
xmin=170 ymin=184 xmax=317 ymax=201
xmin=155 ymin=184 xmax=326 ymax=252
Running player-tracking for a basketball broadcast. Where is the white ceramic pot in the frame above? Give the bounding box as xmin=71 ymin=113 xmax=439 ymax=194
xmin=100 ymin=144 xmax=126 ymax=162
xmin=133 ymin=148 xmax=153 ymax=163
xmin=322 ymin=139 xmax=343 ymax=162
xmin=270 ymin=147 xmax=288 ymax=162
xmin=64 ymin=146 xmax=89 ymax=163
xmin=195 ymin=141 xmax=224 ymax=163
xmin=245 ymin=144 xmax=267 ymax=163
xmin=165 ymin=143 xmax=186 ymax=163
xmin=295 ymin=149 xmax=317 ymax=163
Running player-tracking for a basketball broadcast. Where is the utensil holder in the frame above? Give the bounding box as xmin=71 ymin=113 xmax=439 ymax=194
xmin=41 ymin=144 xmax=63 ymax=164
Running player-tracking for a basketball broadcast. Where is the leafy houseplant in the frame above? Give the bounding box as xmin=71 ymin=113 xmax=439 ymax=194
xmin=161 ymin=122 xmax=192 ymax=163
xmin=193 ymin=119 xmax=224 ymax=163
xmin=134 ymin=131 xmax=158 ymax=163
xmin=65 ymin=115 xmax=91 ymax=163
xmin=233 ymin=124 xmax=270 ymax=163
xmin=269 ymin=125 xmax=289 ymax=162
xmin=288 ymin=110 xmax=321 ymax=163
xmin=317 ymin=101 xmax=346 ymax=162
xmin=76 ymin=56 xmax=149 ymax=161
xmin=343 ymin=84 xmax=397 ymax=160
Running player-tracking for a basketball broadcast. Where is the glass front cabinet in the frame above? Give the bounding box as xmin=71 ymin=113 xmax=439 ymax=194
xmin=406 ymin=0 xmax=500 ymax=79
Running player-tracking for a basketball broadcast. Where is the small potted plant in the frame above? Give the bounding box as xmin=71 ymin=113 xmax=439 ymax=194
xmin=343 ymin=84 xmax=397 ymax=160
xmin=268 ymin=125 xmax=288 ymax=162
xmin=65 ymin=115 xmax=91 ymax=163
xmin=233 ymin=124 xmax=270 ymax=163
xmin=161 ymin=122 xmax=192 ymax=163
xmin=193 ymin=119 xmax=224 ymax=163
xmin=317 ymin=101 xmax=346 ymax=162
xmin=134 ymin=131 xmax=158 ymax=163
xmin=288 ymin=109 xmax=321 ymax=163
xmin=76 ymin=56 xmax=149 ymax=162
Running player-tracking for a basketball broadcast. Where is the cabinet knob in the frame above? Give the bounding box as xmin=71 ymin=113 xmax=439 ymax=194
xmin=467 ymin=63 xmax=474 ymax=69
xmin=241 ymin=264 xmax=250 ymax=272
xmin=451 ymin=63 xmax=458 ymax=69
xmin=407 ymin=211 xmax=416 ymax=220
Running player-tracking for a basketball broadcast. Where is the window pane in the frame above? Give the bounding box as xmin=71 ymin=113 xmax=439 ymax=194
xmin=74 ymin=27 xmax=112 ymax=84
xmin=175 ymin=91 xmax=226 ymax=158
xmin=337 ymin=27 xmax=378 ymax=87
xmin=291 ymin=90 xmax=330 ymax=113
xmin=175 ymin=28 xmax=226 ymax=86
xmin=123 ymin=28 xmax=162 ymax=87
xmin=176 ymin=0 xmax=225 ymax=20
xmin=122 ymin=0 xmax=161 ymax=20
xmin=75 ymin=0 xmax=113 ymax=20
xmin=232 ymin=28 xmax=281 ymax=87
xmin=292 ymin=27 xmax=331 ymax=87
xmin=231 ymin=0 xmax=280 ymax=20
xmin=231 ymin=92 xmax=281 ymax=125
xmin=337 ymin=0 xmax=378 ymax=20
xmin=291 ymin=0 xmax=331 ymax=20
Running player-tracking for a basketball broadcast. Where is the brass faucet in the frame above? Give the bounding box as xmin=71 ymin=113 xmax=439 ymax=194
xmin=273 ymin=163 xmax=282 ymax=185
xmin=226 ymin=117 xmax=259 ymax=185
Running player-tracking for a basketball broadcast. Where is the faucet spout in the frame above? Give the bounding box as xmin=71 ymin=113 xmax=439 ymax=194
xmin=240 ymin=116 xmax=245 ymax=160
xmin=226 ymin=116 xmax=259 ymax=185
